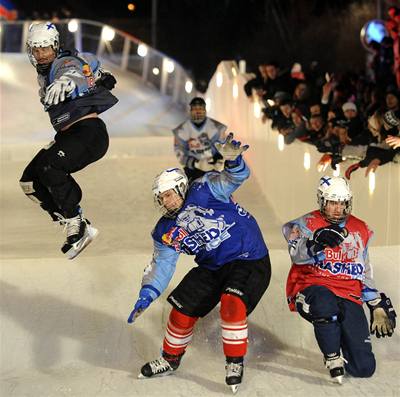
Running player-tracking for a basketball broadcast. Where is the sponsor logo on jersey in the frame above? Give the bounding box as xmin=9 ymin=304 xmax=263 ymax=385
xmin=316 ymin=260 xmax=364 ymax=277
xmin=162 ymin=227 xmax=189 ymax=252
xmin=176 ymin=204 xmax=235 ymax=253
xmin=325 ymin=245 xmax=359 ymax=261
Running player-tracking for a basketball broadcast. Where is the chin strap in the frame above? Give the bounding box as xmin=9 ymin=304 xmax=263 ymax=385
xmin=36 ymin=62 xmax=52 ymax=76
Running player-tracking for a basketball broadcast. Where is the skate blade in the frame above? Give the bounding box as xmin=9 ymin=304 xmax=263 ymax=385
xmin=65 ymin=226 xmax=99 ymax=260
xmin=330 ymin=375 xmax=343 ymax=385
xmin=138 ymin=371 xmax=174 ymax=379
xmin=230 ymin=384 xmax=240 ymax=394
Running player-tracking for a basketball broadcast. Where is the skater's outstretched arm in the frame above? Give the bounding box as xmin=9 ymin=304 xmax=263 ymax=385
xmin=204 ymin=133 xmax=250 ymax=202
xmin=128 ymin=240 xmax=179 ymax=323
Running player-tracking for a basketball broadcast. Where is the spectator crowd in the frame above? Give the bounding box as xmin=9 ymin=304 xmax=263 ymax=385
xmin=244 ymin=6 xmax=400 ymax=179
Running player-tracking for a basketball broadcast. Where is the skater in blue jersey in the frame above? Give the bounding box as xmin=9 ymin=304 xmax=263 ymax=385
xmin=127 ymin=133 xmax=271 ymax=393
xmin=19 ymin=22 xmax=118 ymax=259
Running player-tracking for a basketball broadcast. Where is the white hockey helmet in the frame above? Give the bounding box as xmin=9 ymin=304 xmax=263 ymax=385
xmin=152 ymin=168 xmax=188 ymax=217
xmin=26 ymin=21 xmax=59 ymax=67
xmin=317 ymin=176 xmax=353 ymax=223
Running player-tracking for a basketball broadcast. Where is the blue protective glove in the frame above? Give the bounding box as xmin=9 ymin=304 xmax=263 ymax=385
xmin=127 ymin=287 xmax=158 ymax=324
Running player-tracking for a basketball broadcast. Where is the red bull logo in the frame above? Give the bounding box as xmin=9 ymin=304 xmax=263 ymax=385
xmin=162 ymin=227 xmax=188 ymax=251
xmin=325 ymin=245 xmax=359 ymax=261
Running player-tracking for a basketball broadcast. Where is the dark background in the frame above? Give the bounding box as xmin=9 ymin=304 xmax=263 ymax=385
xmin=12 ymin=0 xmax=398 ymax=86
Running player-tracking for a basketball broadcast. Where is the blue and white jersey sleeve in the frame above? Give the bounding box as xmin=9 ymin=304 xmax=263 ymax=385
xmin=204 ymin=157 xmax=250 ymax=202
xmin=361 ymin=248 xmax=379 ymax=302
xmin=49 ymin=52 xmax=100 ymax=99
xmin=282 ymin=220 xmax=324 ymax=265
xmin=140 ymin=240 xmax=180 ymax=300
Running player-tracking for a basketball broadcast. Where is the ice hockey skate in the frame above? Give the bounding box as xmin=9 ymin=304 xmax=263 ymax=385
xmin=56 ymin=212 xmax=98 ymax=260
xmin=138 ymin=353 xmax=182 ymax=379
xmin=225 ymin=360 xmax=244 ymax=394
xmin=324 ymin=354 xmax=345 ymax=384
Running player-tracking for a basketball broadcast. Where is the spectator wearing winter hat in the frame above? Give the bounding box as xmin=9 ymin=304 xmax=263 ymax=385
xmin=341 ymin=102 xmax=368 ymax=145
xmin=342 ymin=102 xmax=358 ymax=119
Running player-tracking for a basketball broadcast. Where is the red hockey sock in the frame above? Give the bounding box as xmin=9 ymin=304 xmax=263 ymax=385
xmin=220 ymin=293 xmax=248 ymax=357
xmin=163 ymin=308 xmax=198 ymax=356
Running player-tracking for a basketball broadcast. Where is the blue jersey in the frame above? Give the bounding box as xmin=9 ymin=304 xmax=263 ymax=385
xmin=140 ymin=158 xmax=268 ymax=300
xmin=37 ymin=49 xmax=118 ymax=131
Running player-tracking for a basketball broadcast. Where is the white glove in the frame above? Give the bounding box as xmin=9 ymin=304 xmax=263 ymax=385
xmin=214 ymin=132 xmax=249 ymax=162
xmin=44 ymin=76 xmax=76 ymax=106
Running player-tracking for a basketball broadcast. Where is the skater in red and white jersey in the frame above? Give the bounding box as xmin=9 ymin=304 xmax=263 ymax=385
xmin=282 ymin=176 xmax=396 ymax=384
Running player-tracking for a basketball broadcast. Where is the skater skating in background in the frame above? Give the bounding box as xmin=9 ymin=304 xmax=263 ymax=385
xmin=282 ymin=176 xmax=396 ymax=384
xmin=19 ymin=22 xmax=118 ymax=259
xmin=128 ymin=134 xmax=271 ymax=393
xmin=173 ymin=97 xmax=227 ymax=183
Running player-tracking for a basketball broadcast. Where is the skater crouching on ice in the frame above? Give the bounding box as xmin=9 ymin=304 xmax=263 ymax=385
xmin=282 ymin=176 xmax=396 ymax=384
xmin=20 ymin=22 xmax=118 ymax=259
xmin=127 ymin=133 xmax=271 ymax=393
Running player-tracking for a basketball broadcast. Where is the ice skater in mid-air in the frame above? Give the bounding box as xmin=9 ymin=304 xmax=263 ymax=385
xmin=20 ymin=21 xmax=118 ymax=259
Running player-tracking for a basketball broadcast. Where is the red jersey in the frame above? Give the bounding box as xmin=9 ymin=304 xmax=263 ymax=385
xmin=282 ymin=210 xmax=375 ymax=311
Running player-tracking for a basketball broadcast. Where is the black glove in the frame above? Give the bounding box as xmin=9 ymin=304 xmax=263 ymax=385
xmin=97 ymin=72 xmax=117 ymax=90
xmin=307 ymin=225 xmax=347 ymax=252
xmin=367 ymin=293 xmax=397 ymax=338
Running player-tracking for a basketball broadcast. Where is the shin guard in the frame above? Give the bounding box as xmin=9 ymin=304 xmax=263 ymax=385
xmin=220 ymin=293 xmax=248 ymax=357
xmin=163 ymin=308 xmax=198 ymax=356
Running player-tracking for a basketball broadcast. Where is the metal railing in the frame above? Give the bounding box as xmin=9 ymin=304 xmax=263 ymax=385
xmin=0 ymin=19 xmax=194 ymax=106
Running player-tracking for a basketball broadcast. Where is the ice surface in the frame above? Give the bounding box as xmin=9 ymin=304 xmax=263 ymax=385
xmin=1 ymin=55 xmax=399 ymax=397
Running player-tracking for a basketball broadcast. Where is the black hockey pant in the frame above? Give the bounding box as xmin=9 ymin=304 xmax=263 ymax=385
xmin=19 ymin=118 xmax=109 ymax=219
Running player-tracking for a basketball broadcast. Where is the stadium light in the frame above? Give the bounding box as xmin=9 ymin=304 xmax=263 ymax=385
xmin=369 ymin=171 xmax=376 ymax=194
xmin=101 ymin=26 xmax=115 ymax=42
xmin=303 ymin=152 xmax=311 ymax=170
xmin=137 ymin=44 xmax=148 ymax=57
xmin=205 ymin=98 xmax=211 ymax=112
xmin=165 ymin=60 xmax=174 ymax=73
xmin=185 ymin=80 xmax=193 ymax=94
xmin=68 ymin=19 xmax=79 ymax=33
xmin=232 ymin=82 xmax=238 ymax=99
xmin=360 ymin=19 xmax=388 ymax=51
xmin=216 ymin=72 xmax=223 ymax=87
xmin=278 ymin=134 xmax=285 ymax=151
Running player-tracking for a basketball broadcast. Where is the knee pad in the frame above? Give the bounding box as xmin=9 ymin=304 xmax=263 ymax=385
xmin=169 ymin=308 xmax=197 ymax=329
xmin=220 ymin=293 xmax=247 ymax=323
xmin=19 ymin=181 xmax=41 ymax=204
xmin=312 ymin=315 xmax=340 ymax=324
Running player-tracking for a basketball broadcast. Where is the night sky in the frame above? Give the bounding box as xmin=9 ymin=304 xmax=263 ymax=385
xmin=12 ymin=0 xmax=392 ymax=87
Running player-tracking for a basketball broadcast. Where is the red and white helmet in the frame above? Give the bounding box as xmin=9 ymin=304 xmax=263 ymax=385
xmin=152 ymin=168 xmax=188 ymax=217
xmin=317 ymin=176 xmax=353 ymax=223
xmin=26 ymin=21 xmax=59 ymax=67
